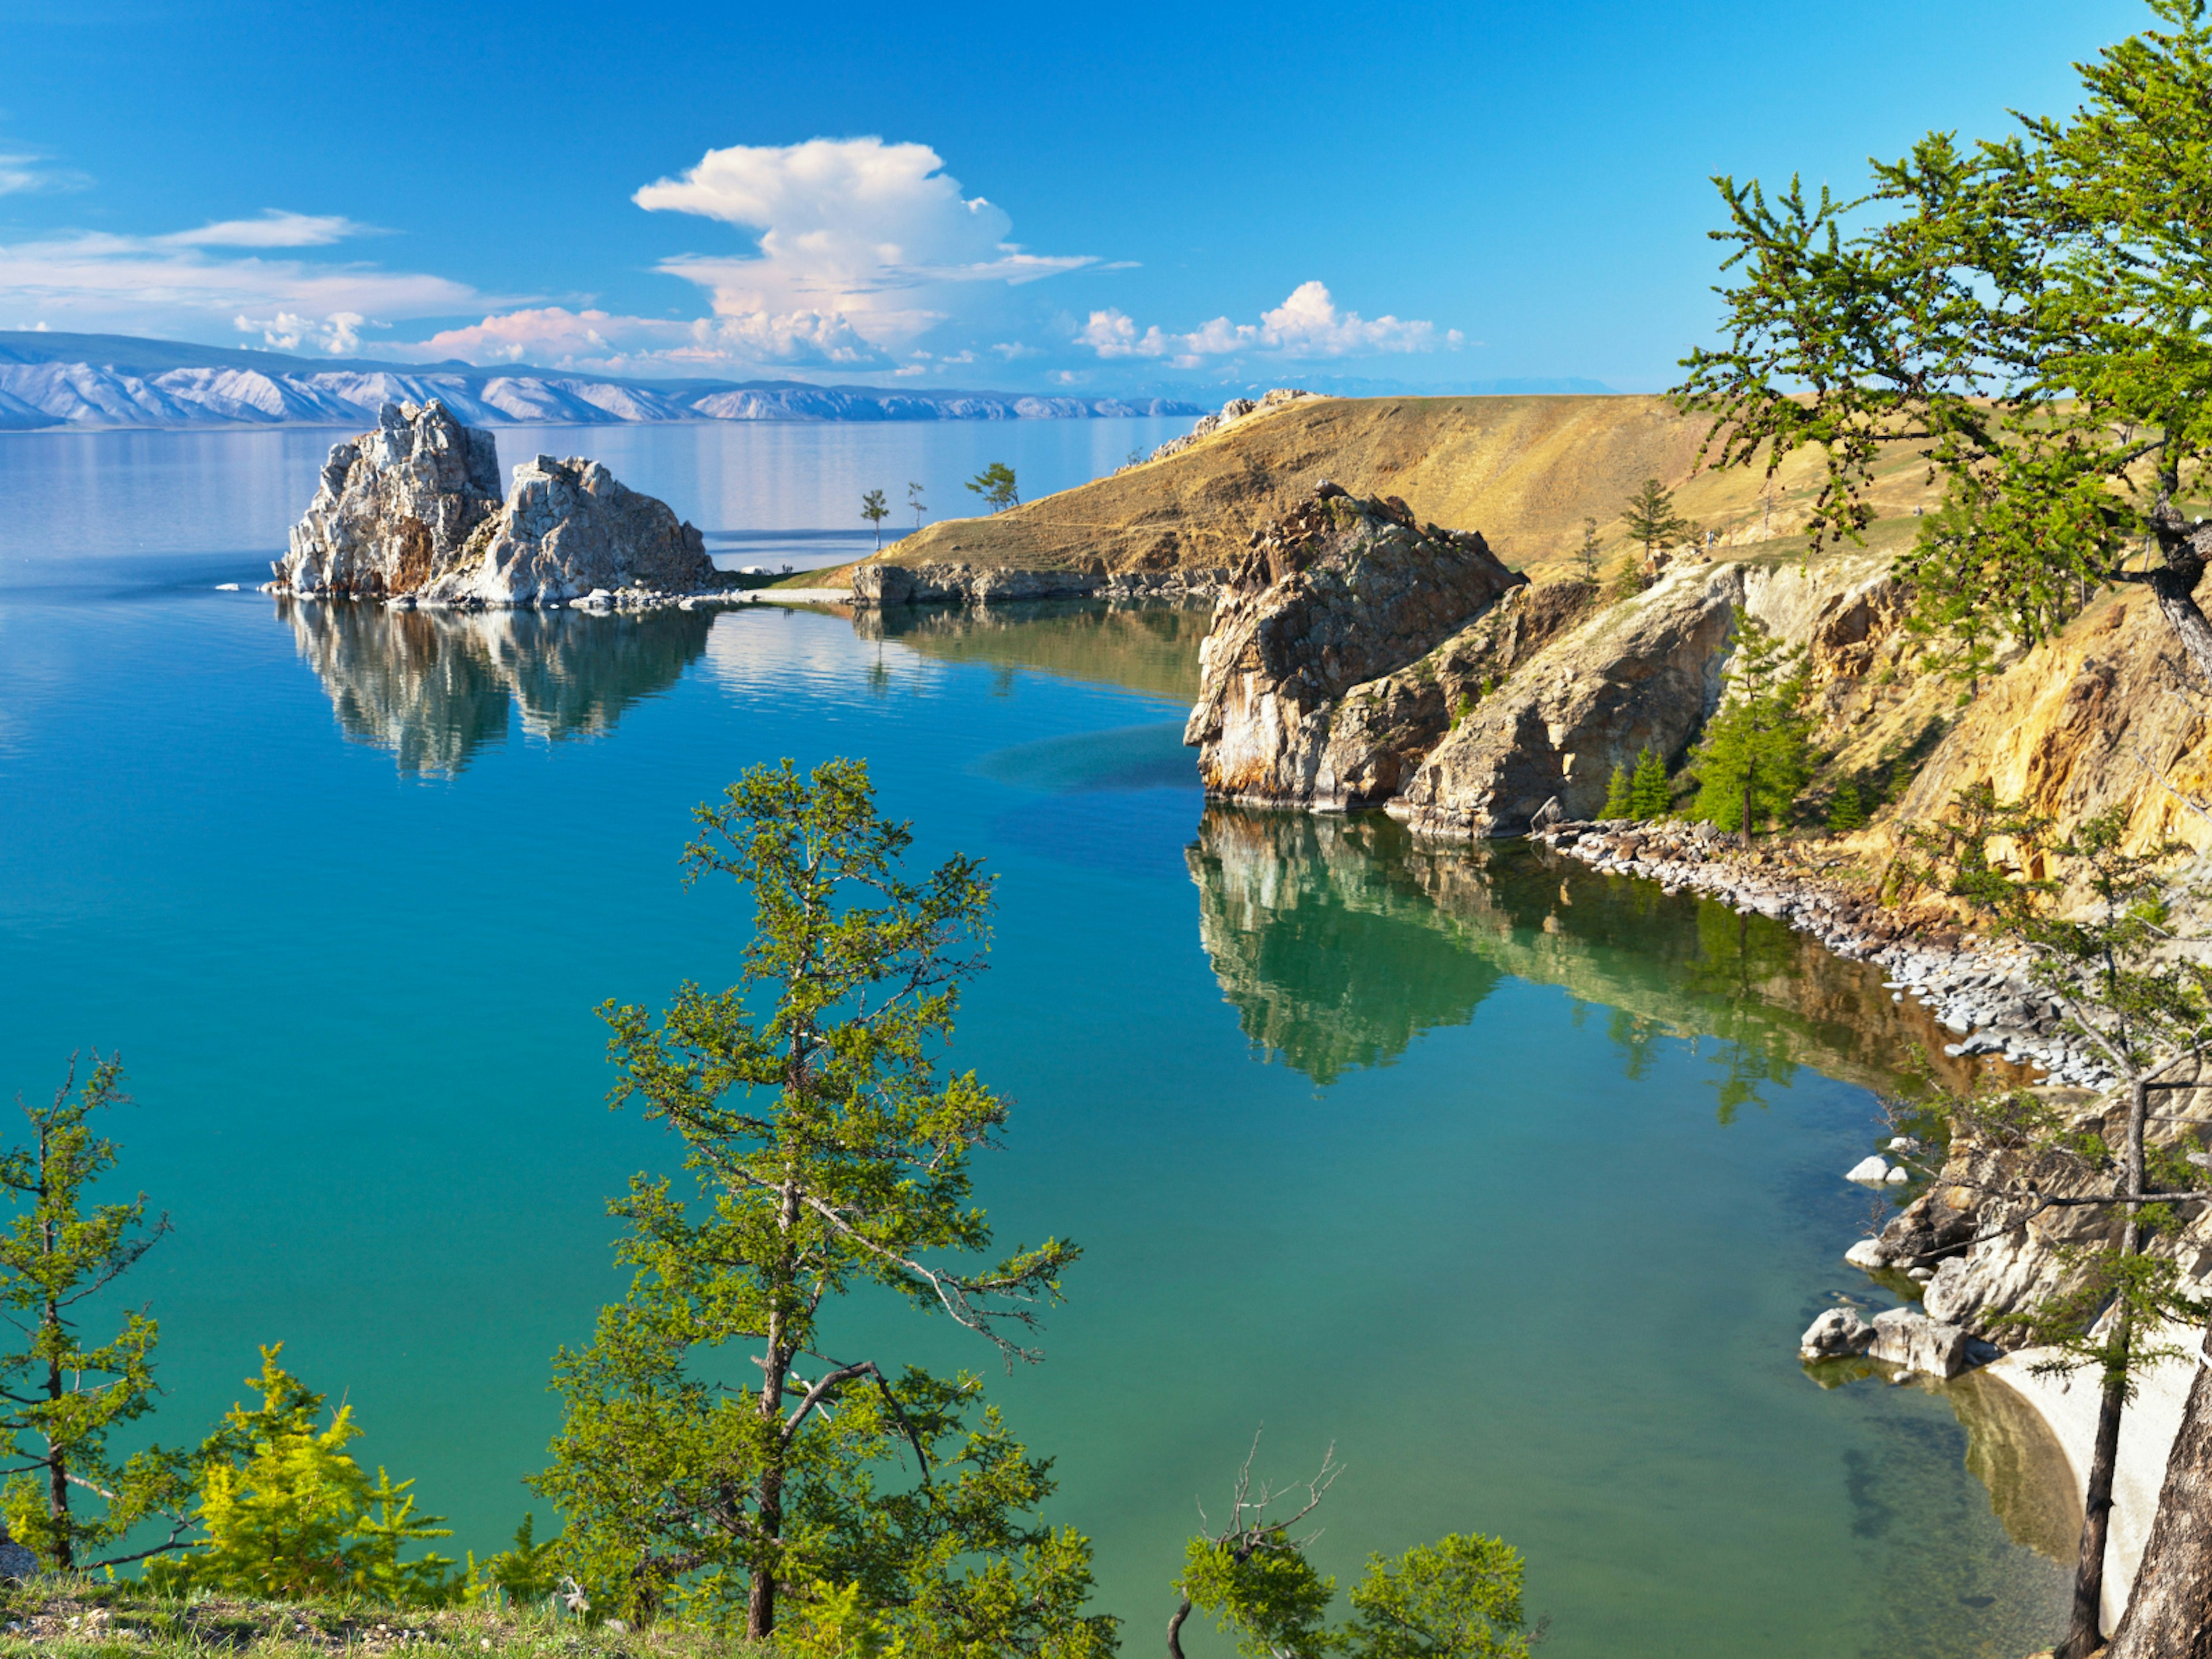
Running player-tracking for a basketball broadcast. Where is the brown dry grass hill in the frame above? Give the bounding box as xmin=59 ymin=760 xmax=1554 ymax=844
xmin=843 ymin=393 xmax=1948 ymax=582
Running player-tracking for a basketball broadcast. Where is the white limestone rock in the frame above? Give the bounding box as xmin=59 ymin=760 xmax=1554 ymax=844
xmin=1844 ymin=1237 xmax=1892 ymax=1271
xmin=1845 ymin=1155 xmax=1892 ymax=1184
xmin=278 ymin=401 xmax=501 ymax=596
xmin=419 ymin=454 xmax=715 ymax=607
xmin=1799 ymin=1306 xmax=1876 ymax=1362
xmin=1869 ymin=1306 xmax=1975 ymax=1378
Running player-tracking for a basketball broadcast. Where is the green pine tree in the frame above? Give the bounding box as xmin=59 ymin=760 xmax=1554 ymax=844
xmin=1601 ymin=763 xmax=1633 ymax=819
xmin=540 ymin=758 xmax=1105 ymax=1647
xmin=1688 ymin=608 xmax=1813 ymax=839
xmin=1620 ymin=479 xmax=1692 ymax=569
xmin=1827 ymin=779 xmax=1867 ymax=832
xmin=145 ymin=1347 xmax=459 ymax=1604
xmin=1628 ymin=747 xmax=1669 ymax=819
xmin=0 ymin=1055 xmax=190 ymax=1572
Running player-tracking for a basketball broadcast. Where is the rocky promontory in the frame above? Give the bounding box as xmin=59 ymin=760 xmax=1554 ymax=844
xmin=274 ymin=401 xmax=724 ymax=607
xmin=1183 ymin=486 xmax=1526 ymax=806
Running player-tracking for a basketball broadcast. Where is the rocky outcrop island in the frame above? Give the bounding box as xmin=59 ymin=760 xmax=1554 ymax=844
xmin=272 ymin=400 xmax=726 ymax=608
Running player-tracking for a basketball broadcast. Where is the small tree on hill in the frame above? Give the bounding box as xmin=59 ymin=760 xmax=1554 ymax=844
xmin=966 ymin=463 xmax=1020 ymax=513
xmin=1575 ymin=517 xmax=1604 ymax=586
xmin=1621 ymin=479 xmax=1692 ymax=570
xmin=1166 ymin=1440 xmax=1533 ymax=1659
xmin=1827 ymin=779 xmax=1867 ymax=832
xmin=0 ymin=1055 xmax=189 ymax=1571
xmin=540 ymin=759 xmax=1103 ymax=1647
xmin=861 ymin=488 xmax=889 ymax=551
xmin=907 ymin=480 xmax=927 ymax=531
xmin=1629 ymin=747 xmax=1669 ymax=819
xmin=1688 ymin=609 xmax=1812 ymax=839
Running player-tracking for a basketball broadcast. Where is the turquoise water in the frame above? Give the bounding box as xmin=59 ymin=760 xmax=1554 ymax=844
xmin=0 ymin=429 xmax=2067 ymax=1656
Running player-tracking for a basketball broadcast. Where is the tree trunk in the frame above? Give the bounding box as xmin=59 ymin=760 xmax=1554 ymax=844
xmin=43 ymin=1303 xmax=68 ymax=1571
xmin=1166 ymin=1596 xmax=1194 ymax=1659
xmin=2107 ymin=1321 xmax=2212 ymax=1657
xmin=2062 ymin=1327 xmax=2133 ymax=1659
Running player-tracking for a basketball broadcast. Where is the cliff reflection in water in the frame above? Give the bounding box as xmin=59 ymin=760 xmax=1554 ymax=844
xmin=1188 ymin=808 xmax=2000 ymax=1098
xmin=857 ymin=600 xmax=1210 ymax=702
xmin=277 ymin=597 xmax=711 ymax=775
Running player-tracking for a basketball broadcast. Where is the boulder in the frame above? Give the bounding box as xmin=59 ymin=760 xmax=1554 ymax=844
xmin=0 ymin=1524 xmax=36 ymax=1581
xmin=850 ymin=561 xmax=1104 ymax=607
xmin=278 ymin=400 xmax=502 ymax=596
xmin=1845 ymin=1155 xmax=1892 ymax=1184
xmin=1800 ymin=1306 xmax=1876 ymax=1362
xmin=419 ymin=454 xmax=715 ymax=606
xmin=1869 ymin=1306 xmax=1977 ymax=1378
xmin=1183 ymin=489 xmax=1525 ymax=806
xmin=1844 ymin=1237 xmax=1893 ymax=1271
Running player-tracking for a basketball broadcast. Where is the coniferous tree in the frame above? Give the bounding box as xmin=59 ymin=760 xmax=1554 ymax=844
xmin=1677 ymin=1 xmax=2212 ymax=689
xmin=965 ymin=464 xmax=1020 ymax=513
xmin=1574 ymin=517 xmax=1603 ymax=586
xmin=540 ymin=759 xmax=1104 ymax=1649
xmin=0 ymin=1055 xmax=187 ymax=1571
xmin=145 ymin=1347 xmax=458 ymax=1603
xmin=1827 ymin=779 xmax=1867 ymax=832
xmin=860 ymin=489 xmax=890 ymax=551
xmin=1687 ymin=609 xmax=1812 ymax=839
xmin=1628 ymin=747 xmax=1670 ymax=819
xmin=907 ymin=481 xmax=927 ymax=531
xmin=1620 ymin=479 xmax=1692 ymax=570
xmin=1601 ymin=763 xmax=1633 ymax=820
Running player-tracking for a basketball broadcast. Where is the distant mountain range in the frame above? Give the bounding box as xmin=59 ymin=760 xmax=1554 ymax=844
xmin=0 ymin=332 xmax=1206 ymax=431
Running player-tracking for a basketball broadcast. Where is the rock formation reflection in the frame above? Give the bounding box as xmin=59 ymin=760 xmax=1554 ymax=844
xmin=1188 ymin=806 xmax=2003 ymax=1097
xmin=855 ymin=600 xmax=1210 ymax=702
xmin=277 ymin=597 xmax=711 ymax=775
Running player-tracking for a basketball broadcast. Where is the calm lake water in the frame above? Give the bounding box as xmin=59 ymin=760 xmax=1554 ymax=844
xmin=0 ymin=422 xmax=2067 ymax=1656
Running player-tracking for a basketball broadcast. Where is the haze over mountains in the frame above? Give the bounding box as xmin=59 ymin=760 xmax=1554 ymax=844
xmin=0 ymin=332 xmax=1207 ymax=431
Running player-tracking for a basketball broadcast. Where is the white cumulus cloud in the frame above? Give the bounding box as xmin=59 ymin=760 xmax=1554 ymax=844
xmin=632 ymin=137 xmax=1092 ymax=352
xmin=1080 ymin=282 xmax=1461 ymax=368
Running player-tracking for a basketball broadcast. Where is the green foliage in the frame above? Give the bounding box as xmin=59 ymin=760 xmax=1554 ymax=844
xmin=541 ymin=758 xmax=1101 ymax=1649
xmin=1687 ymin=609 xmax=1813 ymax=837
xmin=1628 ymin=748 xmax=1669 ymax=820
xmin=907 ymin=480 xmax=927 ymax=530
xmin=1574 ymin=516 xmax=1604 ymax=585
xmin=1601 ymin=763 xmax=1634 ymax=820
xmin=474 ymin=1513 xmax=562 ymax=1609
xmin=1169 ymin=1447 xmax=1530 ymax=1659
xmin=1608 ymin=556 xmax=1645 ymax=603
xmin=1676 ymin=1 xmax=2212 ymax=673
xmin=145 ymin=1348 xmax=459 ymax=1605
xmin=1825 ymin=779 xmax=1867 ymax=833
xmin=965 ymin=463 xmax=1020 ymax=513
xmin=1344 ymin=1535 xmax=1531 ymax=1659
xmin=1620 ymin=479 xmax=1692 ymax=565
xmin=0 ymin=1054 xmax=186 ymax=1571
xmin=859 ymin=489 xmax=889 ymax=551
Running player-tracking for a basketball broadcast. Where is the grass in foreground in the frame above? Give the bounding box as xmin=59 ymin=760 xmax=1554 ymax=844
xmin=0 ymin=1582 xmax=754 ymax=1659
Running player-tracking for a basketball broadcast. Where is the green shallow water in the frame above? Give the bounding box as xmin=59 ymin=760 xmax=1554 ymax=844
xmin=0 ymin=430 xmax=2068 ymax=1656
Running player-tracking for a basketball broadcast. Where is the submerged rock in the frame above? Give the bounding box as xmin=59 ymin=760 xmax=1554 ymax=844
xmin=1183 ymin=487 xmax=1525 ymax=807
xmin=1869 ymin=1306 xmax=1977 ymax=1378
xmin=274 ymin=403 xmax=716 ymax=606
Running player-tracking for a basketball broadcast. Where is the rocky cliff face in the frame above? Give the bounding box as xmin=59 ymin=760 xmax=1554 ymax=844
xmin=281 ymin=401 xmax=502 ymax=596
xmin=275 ymin=402 xmax=717 ymax=606
xmin=1183 ymin=487 xmax=1525 ymax=807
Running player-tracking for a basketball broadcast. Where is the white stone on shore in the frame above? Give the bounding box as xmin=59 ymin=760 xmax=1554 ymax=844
xmin=1844 ymin=1237 xmax=1891 ymax=1271
xmin=1846 ymin=1155 xmax=1892 ymax=1184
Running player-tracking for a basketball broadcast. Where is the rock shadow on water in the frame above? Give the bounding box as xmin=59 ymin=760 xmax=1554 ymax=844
xmin=276 ymin=596 xmax=711 ymax=776
xmin=1187 ymin=806 xmax=2009 ymax=1097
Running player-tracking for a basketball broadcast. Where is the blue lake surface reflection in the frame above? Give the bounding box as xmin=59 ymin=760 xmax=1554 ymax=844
xmin=0 ymin=427 xmax=2067 ymax=1657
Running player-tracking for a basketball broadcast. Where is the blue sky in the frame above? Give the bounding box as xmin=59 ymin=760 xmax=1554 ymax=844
xmin=0 ymin=0 xmax=2148 ymax=393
